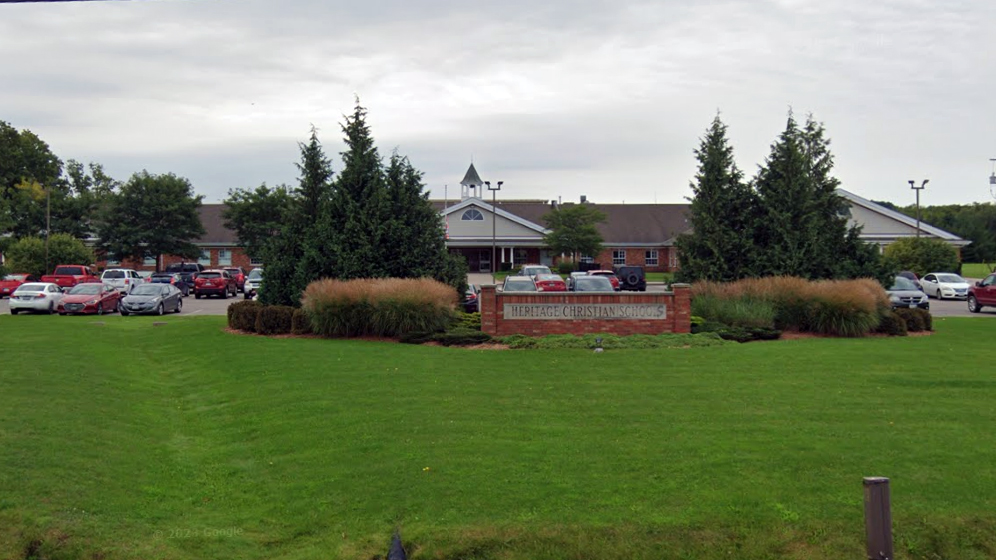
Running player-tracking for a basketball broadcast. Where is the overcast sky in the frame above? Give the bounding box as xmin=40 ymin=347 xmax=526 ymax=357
xmin=2 ymin=0 xmax=994 ymax=206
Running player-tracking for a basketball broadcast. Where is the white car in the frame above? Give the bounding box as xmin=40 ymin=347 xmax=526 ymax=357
xmin=9 ymin=282 xmax=65 ymax=314
xmin=244 ymin=268 xmax=263 ymax=300
xmin=101 ymin=268 xmax=144 ymax=294
xmin=920 ymin=272 xmax=971 ymax=300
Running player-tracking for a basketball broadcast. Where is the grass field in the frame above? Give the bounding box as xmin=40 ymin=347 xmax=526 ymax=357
xmin=3 ymin=316 xmax=996 ymax=559
xmin=961 ymin=263 xmax=995 ymax=279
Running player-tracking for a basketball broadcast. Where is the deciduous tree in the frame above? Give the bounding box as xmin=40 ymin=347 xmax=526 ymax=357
xmin=5 ymin=234 xmax=94 ymax=277
xmin=884 ymin=237 xmax=960 ymax=277
xmin=542 ymin=203 xmax=607 ymax=265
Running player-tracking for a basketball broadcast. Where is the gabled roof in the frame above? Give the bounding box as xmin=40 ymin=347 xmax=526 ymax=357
xmin=440 ymin=197 xmax=549 ymax=234
xmin=460 ymin=163 xmax=484 ymax=187
xmin=836 ymin=188 xmax=969 ymax=245
xmin=196 ymin=204 xmax=237 ymax=245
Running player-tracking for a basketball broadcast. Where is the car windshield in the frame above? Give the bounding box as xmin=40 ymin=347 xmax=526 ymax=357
xmin=131 ymin=285 xmax=163 ymax=296
xmin=199 ymin=272 xmax=221 ymax=279
xmin=589 ymin=271 xmax=614 ymax=277
xmin=150 ymin=275 xmax=173 ymax=282
xmin=574 ymin=277 xmax=614 ymax=291
xmin=53 ymin=266 xmax=83 ymax=275
xmin=247 ymin=269 xmax=263 ymax=280
xmin=3 ymin=274 xmax=27 ymax=281
xmin=937 ymin=274 xmax=965 ymax=283
xmin=69 ymin=284 xmax=102 ymax=295
xmin=504 ymin=280 xmax=536 ymax=291
xmin=523 ymin=266 xmax=551 ymax=276
xmin=15 ymin=283 xmax=46 ymax=293
xmin=890 ymin=277 xmax=918 ymax=291
xmin=536 ymin=274 xmax=563 ymax=282
xmin=224 ymin=269 xmax=241 ymax=275
xmin=102 ymin=270 xmax=125 ymax=279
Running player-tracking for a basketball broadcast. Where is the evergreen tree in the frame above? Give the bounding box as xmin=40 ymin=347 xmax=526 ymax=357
xmin=382 ymin=151 xmax=447 ymax=278
xmin=674 ymin=114 xmax=757 ymax=282
xmin=327 ymin=102 xmax=388 ymax=279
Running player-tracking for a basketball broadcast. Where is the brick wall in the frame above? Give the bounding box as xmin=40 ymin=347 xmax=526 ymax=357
xmin=480 ymin=284 xmax=691 ymax=336
xmin=95 ymin=247 xmax=257 ymax=272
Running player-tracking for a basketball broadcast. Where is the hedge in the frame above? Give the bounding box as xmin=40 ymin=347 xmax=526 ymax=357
xmin=228 ymin=300 xmax=263 ymax=332
xmin=291 ymin=308 xmax=313 ymax=335
xmin=255 ymin=305 xmax=295 ymax=335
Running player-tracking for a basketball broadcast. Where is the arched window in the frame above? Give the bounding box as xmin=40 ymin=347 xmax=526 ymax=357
xmin=461 ymin=208 xmax=484 ymax=221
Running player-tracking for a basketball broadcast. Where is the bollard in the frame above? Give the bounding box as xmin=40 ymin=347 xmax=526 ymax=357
xmin=863 ymin=477 xmax=893 ymax=560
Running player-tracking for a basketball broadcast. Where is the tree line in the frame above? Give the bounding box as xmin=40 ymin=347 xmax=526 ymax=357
xmin=873 ymin=200 xmax=996 ymax=271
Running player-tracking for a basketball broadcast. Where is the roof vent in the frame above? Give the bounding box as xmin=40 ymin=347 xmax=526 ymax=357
xmin=580 ymin=195 xmax=587 ymax=204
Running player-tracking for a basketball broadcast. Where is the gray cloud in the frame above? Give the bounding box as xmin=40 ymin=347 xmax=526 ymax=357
xmin=1 ymin=0 xmax=994 ymax=206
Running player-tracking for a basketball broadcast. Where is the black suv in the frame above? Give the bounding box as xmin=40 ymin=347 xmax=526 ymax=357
xmin=164 ymin=262 xmax=205 ymax=288
xmin=613 ymin=265 xmax=646 ymax=291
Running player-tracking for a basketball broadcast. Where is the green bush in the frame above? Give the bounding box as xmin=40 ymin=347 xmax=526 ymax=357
xmin=556 ymin=261 xmax=576 ymax=275
xmin=693 ymin=321 xmax=781 ymax=342
xmin=302 ymin=278 xmax=457 ymax=338
xmin=431 ymin=329 xmax=493 ymax=346
xmin=399 ymin=331 xmax=437 ymax=345
xmin=917 ymin=308 xmax=933 ymax=332
xmin=227 ymin=300 xmax=263 ymax=332
xmin=883 ymin=237 xmax=960 ymax=278
xmin=453 ymin=312 xmax=482 ymax=331
xmin=255 ymin=305 xmax=295 ymax=335
xmin=691 ymin=295 xmax=777 ymax=329
xmin=894 ymin=308 xmax=929 ymax=332
xmin=807 ymin=298 xmax=881 ymax=337
xmin=291 ymin=308 xmax=313 ymax=335
xmin=875 ymin=311 xmax=909 ymax=336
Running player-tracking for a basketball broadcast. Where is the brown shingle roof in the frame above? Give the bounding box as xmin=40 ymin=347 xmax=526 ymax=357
xmin=196 ymin=204 xmax=237 ymax=245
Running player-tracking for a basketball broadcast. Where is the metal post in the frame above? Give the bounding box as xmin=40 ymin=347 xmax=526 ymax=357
xmin=486 ymin=180 xmax=503 ymax=282
xmin=909 ymin=180 xmax=928 ymax=238
xmin=45 ymin=187 xmax=50 ymax=274
xmin=863 ymin=477 xmax=893 ymax=560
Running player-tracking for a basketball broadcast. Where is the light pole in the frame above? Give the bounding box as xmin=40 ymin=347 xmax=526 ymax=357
xmin=485 ymin=180 xmax=503 ymax=282
xmin=909 ymin=179 xmax=928 ymax=238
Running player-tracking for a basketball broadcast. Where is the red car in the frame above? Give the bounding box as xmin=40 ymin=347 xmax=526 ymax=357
xmin=194 ymin=269 xmax=238 ymax=299
xmin=587 ymin=270 xmax=621 ymax=291
xmin=534 ymin=274 xmax=567 ymax=292
xmin=223 ymin=267 xmax=247 ymax=293
xmin=0 ymin=273 xmax=39 ymax=298
xmin=57 ymin=283 xmax=122 ymax=315
xmin=968 ymin=272 xmax=996 ymax=313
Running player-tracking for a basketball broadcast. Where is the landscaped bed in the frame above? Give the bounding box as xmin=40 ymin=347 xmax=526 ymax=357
xmin=2 ymin=315 xmax=994 ymax=559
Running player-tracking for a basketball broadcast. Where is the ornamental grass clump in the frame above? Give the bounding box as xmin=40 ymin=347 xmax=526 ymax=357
xmin=302 ymin=278 xmax=457 ymax=338
xmin=692 ymin=276 xmax=891 ymax=337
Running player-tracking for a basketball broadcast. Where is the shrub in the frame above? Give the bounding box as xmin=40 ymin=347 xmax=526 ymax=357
xmin=453 ymin=312 xmax=482 ymax=331
xmin=884 ymin=237 xmax=960 ymax=278
xmin=916 ymin=308 xmax=933 ymax=331
xmin=875 ymin=311 xmax=909 ymax=336
xmin=255 ymin=305 xmax=295 ymax=335
xmin=302 ymin=278 xmax=457 ymax=338
xmin=894 ymin=308 xmax=928 ymax=332
xmin=691 ymin=295 xmax=776 ymax=329
xmin=291 ymin=308 xmax=313 ymax=335
xmin=431 ymin=329 xmax=493 ymax=346
xmin=556 ymin=261 xmax=576 ymax=275
xmin=399 ymin=331 xmax=436 ymax=345
xmin=227 ymin=300 xmax=263 ymax=332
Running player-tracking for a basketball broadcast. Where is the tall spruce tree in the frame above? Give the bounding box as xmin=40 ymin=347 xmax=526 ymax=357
xmin=675 ymin=114 xmax=757 ymax=281
xmin=327 ymin=102 xmax=388 ymax=279
xmin=382 ymin=151 xmax=447 ymax=278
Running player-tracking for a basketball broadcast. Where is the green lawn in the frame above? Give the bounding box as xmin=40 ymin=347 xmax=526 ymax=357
xmin=3 ymin=316 xmax=996 ymax=559
xmin=962 ymin=263 xmax=995 ymax=279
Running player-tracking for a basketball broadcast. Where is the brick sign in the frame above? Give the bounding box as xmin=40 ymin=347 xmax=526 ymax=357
xmin=503 ymin=303 xmax=666 ymax=320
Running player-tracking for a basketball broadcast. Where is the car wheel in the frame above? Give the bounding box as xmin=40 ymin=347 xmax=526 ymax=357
xmin=156 ymin=303 xmax=164 ymax=316
xmin=120 ymin=310 xmax=130 ymax=316
xmin=968 ymin=295 xmax=982 ymax=313
xmin=221 ymin=289 xmax=228 ymax=299
xmin=97 ymin=305 xmax=104 ymax=316
xmin=48 ymin=302 xmax=54 ymax=315
xmin=117 ymin=301 xmax=123 ymax=314
xmin=10 ymin=308 xmax=18 ymax=315
xmin=195 ymin=293 xmax=201 ymax=299
xmin=175 ymin=299 xmax=182 ymax=313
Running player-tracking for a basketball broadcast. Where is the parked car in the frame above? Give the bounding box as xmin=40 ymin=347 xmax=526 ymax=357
xmin=886 ymin=276 xmax=929 ymax=310
xmin=897 ymin=270 xmax=922 ymax=290
xmin=920 ymin=272 xmax=970 ymax=300
xmin=967 ymin=273 xmax=996 ymax=313
xmin=501 ymin=277 xmax=537 ymax=292
xmin=101 ymin=268 xmax=143 ymax=294
xmin=586 ymin=270 xmax=620 ymax=291
xmin=0 ymin=273 xmax=39 ymax=298
xmin=57 ymin=283 xmax=122 ymax=315
xmin=193 ymin=269 xmax=237 ymax=299
xmin=223 ymin=267 xmax=248 ymax=293
xmin=518 ymin=264 xmax=552 ymax=278
xmin=569 ymin=271 xmax=588 ymax=280
xmin=164 ymin=262 xmax=205 ymax=289
xmin=534 ymin=273 xmax=567 ymax=292
xmin=244 ymin=268 xmax=263 ymax=300
xmin=40 ymin=265 xmax=99 ymax=290
xmin=8 ymin=282 xmax=65 ymax=314
xmin=120 ymin=284 xmax=183 ymax=315
xmin=569 ymin=276 xmax=615 ymax=292
xmin=150 ymin=272 xmax=190 ymax=296
xmin=462 ymin=284 xmax=481 ymax=312
xmin=613 ymin=265 xmax=646 ymax=291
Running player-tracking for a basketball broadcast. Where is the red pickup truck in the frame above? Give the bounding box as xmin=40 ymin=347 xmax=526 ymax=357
xmin=41 ymin=265 xmax=100 ymax=289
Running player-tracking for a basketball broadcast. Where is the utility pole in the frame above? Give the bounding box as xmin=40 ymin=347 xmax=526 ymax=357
xmin=485 ymin=180 xmax=503 ymax=283
xmin=908 ymin=179 xmax=928 ymax=238
xmin=45 ymin=187 xmax=51 ymax=274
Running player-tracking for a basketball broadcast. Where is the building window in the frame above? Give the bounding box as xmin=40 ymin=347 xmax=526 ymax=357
xmin=143 ymin=256 xmax=157 ymax=266
xmin=612 ymin=250 xmax=626 ymax=266
xmin=218 ymin=249 xmax=232 ymax=266
xmin=645 ymin=250 xmax=659 ymax=267
xmin=198 ymin=250 xmax=211 ymax=266
xmin=250 ymin=256 xmax=264 ymax=266
xmin=514 ymin=248 xmax=528 ymax=263
xmin=580 ymin=254 xmax=594 ymax=264
xmin=461 ymin=208 xmax=484 ymax=221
